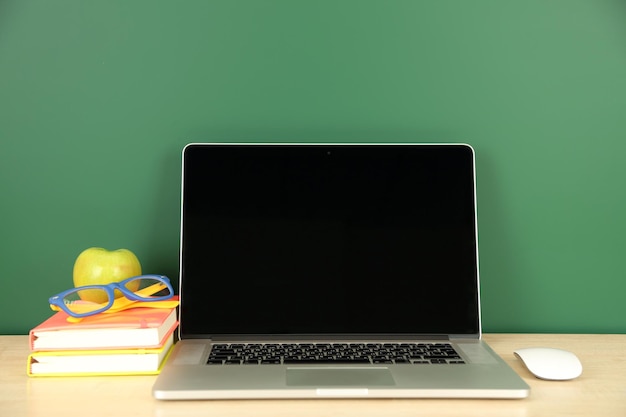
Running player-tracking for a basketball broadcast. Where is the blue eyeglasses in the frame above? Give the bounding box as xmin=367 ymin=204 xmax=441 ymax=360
xmin=49 ymin=274 xmax=174 ymax=318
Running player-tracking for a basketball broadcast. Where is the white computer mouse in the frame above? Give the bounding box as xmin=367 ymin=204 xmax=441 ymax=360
xmin=514 ymin=347 xmax=583 ymax=381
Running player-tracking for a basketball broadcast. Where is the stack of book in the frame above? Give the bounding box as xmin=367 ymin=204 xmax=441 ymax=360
xmin=27 ymin=299 xmax=178 ymax=377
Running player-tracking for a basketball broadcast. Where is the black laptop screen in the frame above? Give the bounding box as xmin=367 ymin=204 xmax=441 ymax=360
xmin=180 ymin=144 xmax=480 ymax=337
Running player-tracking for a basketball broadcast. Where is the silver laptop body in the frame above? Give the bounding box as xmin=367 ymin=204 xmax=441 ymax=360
xmin=153 ymin=143 xmax=529 ymax=400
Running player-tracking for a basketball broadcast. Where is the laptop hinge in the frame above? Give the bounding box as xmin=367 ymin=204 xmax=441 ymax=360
xmin=449 ymin=333 xmax=481 ymax=340
xmin=184 ymin=334 xmax=458 ymax=342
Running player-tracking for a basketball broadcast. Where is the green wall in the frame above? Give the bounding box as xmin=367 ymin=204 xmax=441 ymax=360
xmin=2 ymin=1 xmax=625 ymax=335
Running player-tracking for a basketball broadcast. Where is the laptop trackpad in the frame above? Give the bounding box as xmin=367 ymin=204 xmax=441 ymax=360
xmin=286 ymin=368 xmax=395 ymax=387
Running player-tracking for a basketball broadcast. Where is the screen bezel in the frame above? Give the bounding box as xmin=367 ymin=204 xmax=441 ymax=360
xmin=178 ymin=143 xmax=482 ymax=340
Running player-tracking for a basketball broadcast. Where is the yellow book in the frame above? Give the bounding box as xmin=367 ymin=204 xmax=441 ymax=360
xmin=27 ymin=333 xmax=174 ymax=377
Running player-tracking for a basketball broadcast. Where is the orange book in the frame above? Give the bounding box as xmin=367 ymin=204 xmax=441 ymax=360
xmin=29 ymin=300 xmax=178 ymax=351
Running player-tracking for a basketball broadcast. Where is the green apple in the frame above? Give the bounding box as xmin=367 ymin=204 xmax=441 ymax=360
xmin=72 ymin=247 xmax=142 ymax=303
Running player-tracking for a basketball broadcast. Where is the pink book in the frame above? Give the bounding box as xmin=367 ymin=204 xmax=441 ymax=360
xmin=29 ymin=298 xmax=178 ymax=351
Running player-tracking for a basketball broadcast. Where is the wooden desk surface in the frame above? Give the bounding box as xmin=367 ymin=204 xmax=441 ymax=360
xmin=1 ymin=334 xmax=625 ymax=417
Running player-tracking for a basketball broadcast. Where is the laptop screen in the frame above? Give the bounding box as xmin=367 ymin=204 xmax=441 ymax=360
xmin=179 ymin=144 xmax=480 ymax=338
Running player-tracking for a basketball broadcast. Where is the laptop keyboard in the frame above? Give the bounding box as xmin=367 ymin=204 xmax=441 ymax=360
xmin=207 ymin=342 xmax=465 ymax=365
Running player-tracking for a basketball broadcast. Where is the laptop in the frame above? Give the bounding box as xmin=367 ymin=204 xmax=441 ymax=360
xmin=152 ymin=143 xmax=530 ymax=400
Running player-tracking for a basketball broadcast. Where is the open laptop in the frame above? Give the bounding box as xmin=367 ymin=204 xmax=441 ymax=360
xmin=152 ymin=143 xmax=530 ymax=400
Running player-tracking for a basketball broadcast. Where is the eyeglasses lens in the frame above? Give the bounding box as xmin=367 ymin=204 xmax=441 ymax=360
xmin=63 ymin=288 xmax=110 ymax=314
xmin=124 ymin=277 xmax=171 ymax=299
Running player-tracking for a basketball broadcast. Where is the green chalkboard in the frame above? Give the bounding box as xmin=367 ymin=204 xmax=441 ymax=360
xmin=1 ymin=1 xmax=625 ymax=334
